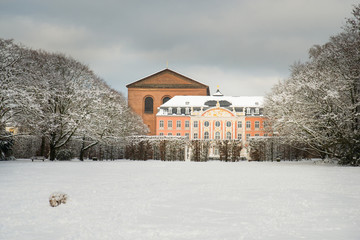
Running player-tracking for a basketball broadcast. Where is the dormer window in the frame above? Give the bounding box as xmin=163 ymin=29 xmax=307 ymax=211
xmin=246 ymin=108 xmax=251 ymax=114
xmin=168 ymin=107 xmax=172 ymax=115
xmin=255 ymin=108 xmax=259 ymax=114
xmin=177 ymin=107 xmax=181 ymax=115
xmin=185 ymin=107 xmax=190 ymax=115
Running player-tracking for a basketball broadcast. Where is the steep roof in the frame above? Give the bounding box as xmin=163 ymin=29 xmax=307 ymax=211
xmin=126 ymin=69 xmax=210 ymax=93
xmin=160 ymin=95 xmax=264 ymax=108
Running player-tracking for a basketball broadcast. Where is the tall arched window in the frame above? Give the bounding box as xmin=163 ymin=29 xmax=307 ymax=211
xmin=215 ymin=132 xmax=220 ymax=139
xmin=144 ymin=97 xmax=153 ymax=113
xmin=204 ymin=132 xmax=209 ymax=139
xmin=226 ymin=132 xmax=232 ymax=140
xmin=163 ymin=96 xmax=171 ymax=104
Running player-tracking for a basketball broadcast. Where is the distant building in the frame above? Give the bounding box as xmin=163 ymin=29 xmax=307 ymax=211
xmin=5 ymin=127 xmax=18 ymax=134
xmin=126 ymin=69 xmax=209 ymax=135
xmin=156 ymin=89 xmax=268 ymax=158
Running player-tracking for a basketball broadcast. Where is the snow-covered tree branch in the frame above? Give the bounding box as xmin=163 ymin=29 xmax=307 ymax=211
xmin=264 ymin=4 xmax=360 ymax=165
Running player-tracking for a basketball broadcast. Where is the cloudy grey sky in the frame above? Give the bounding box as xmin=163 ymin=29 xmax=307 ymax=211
xmin=0 ymin=0 xmax=356 ymax=96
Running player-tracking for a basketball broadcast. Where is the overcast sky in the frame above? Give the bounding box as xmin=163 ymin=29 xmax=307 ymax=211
xmin=0 ymin=0 xmax=356 ymax=96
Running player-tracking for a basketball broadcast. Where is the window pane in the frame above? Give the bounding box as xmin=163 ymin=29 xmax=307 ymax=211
xmin=226 ymin=132 xmax=231 ymax=140
xmin=204 ymin=132 xmax=209 ymax=139
xmin=163 ymin=97 xmax=171 ymax=104
xmin=215 ymin=132 xmax=220 ymax=139
xmin=144 ymin=97 xmax=153 ymax=113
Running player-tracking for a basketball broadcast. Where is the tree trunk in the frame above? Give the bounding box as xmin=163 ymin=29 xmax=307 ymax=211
xmin=79 ymin=135 xmax=85 ymax=161
xmin=40 ymin=136 xmax=46 ymax=156
xmin=49 ymin=133 xmax=56 ymax=161
xmin=49 ymin=144 xmax=56 ymax=161
xmin=79 ymin=149 xmax=85 ymax=161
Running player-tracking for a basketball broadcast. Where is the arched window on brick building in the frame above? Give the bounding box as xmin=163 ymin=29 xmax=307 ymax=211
xmin=144 ymin=97 xmax=153 ymax=113
xmin=163 ymin=96 xmax=171 ymax=104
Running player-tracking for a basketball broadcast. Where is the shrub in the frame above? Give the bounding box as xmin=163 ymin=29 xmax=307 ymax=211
xmin=56 ymin=149 xmax=73 ymax=161
xmin=0 ymin=133 xmax=14 ymax=160
xmin=49 ymin=192 xmax=68 ymax=207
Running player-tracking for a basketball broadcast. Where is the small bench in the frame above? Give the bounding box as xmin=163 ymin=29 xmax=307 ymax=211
xmin=31 ymin=156 xmax=45 ymax=162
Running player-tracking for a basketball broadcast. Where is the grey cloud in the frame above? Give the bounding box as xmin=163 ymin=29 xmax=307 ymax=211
xmin=0 ymin=0 xmax=356 ymax=96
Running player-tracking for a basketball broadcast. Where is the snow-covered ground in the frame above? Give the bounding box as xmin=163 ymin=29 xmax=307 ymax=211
xmin=0 ymin=160 xmax=359 ymax=240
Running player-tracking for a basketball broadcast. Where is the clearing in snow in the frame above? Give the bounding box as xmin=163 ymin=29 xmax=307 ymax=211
xmin=0 ymin=160 xmax=359 ymax=240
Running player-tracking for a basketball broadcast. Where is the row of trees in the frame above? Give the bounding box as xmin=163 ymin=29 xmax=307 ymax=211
xmin=264 ymin=4 xmax=360 ymax=165
xmin=124 ymin=136 xmax=243 ymax=162
xmin=0 ymin=39 xmax=147 ymax=160
xmin=248 ymin=137 xmax=315 ymax=162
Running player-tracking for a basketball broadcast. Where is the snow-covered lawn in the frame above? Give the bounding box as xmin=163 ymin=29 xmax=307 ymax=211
xmin=1 ymin=160 xmax=359 ymax=240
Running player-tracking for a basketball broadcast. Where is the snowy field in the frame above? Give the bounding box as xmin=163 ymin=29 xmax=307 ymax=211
xmin=0 ymin=160 xmax=360 ymax=240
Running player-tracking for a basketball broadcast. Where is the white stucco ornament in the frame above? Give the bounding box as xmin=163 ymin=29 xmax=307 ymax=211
xmin=202 ymin=108 xmax=234 ymax=117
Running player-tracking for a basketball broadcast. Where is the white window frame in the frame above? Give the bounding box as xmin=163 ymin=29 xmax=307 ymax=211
xmin=215 ymin=132 xmax=220 ymax=139
xmin=204 ymin=121 xmax=210 ymax=127
xmin=237 ymin=133 xmax=242 ymax=140
xmin=204 ymin=132 xmax=209 ymax=139
xmin=226 ymin=132 xmax=231 ymax=140
xmin=255 ymin=121 xmax=260 ymax=129
xmin=185 ymin=107 xmax=190 ymax=115
xmin=176 ymin=120 xmax=181 ymax=129
xmin=159 ymin=120 xmax=164 ymax=129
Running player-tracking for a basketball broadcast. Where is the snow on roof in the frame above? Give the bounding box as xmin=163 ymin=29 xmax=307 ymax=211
xmin=161 ymin=95 xmax=264 ymax=108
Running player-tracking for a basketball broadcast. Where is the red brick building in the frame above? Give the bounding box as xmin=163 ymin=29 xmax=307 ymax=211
xmin=126 ymin=69 xmax=209 ymax=135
